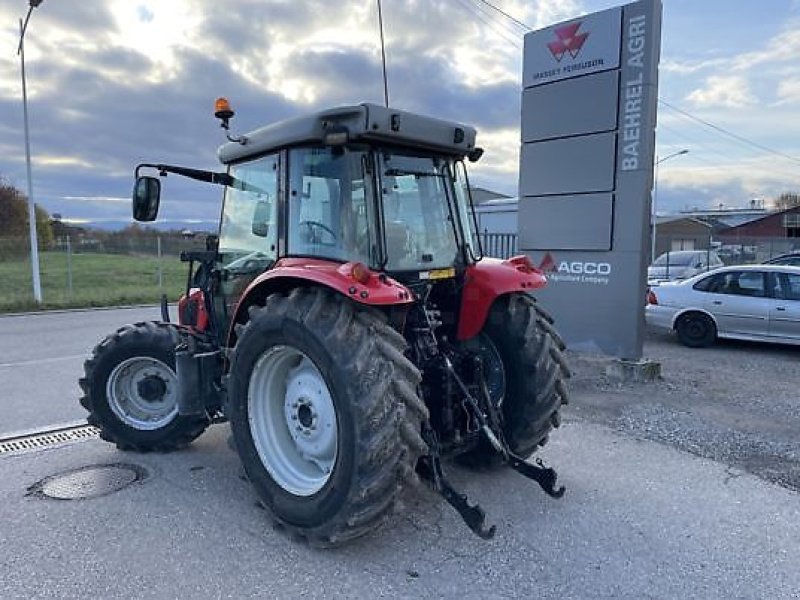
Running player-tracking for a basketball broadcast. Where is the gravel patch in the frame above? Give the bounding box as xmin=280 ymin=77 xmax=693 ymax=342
xmin=563 ymin=329 xmax=800 ymax=491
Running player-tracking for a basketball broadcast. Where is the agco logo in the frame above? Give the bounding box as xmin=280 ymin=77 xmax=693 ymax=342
xmin=538 ymin=252 xmax=611 ymax=278
xmin=547 ymin=22 xmax=589 ymax=62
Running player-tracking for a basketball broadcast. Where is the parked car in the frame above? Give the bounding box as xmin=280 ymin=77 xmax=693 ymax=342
xmin=648 ymin=250 xmax=724 ymax=285
xmin=763 ymin=252 xmax=800 ymax=267
xmin=645 ymin=264 xmax=800 ymax=347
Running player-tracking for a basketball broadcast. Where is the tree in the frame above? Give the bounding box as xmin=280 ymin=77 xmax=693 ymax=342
xmin=0 ymin=178 xmax=54 ymax=250
xmin=774 ymin=192 xmax=800 ymax=210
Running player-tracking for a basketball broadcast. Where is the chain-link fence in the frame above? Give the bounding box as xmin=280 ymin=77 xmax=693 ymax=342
xmin=0 ymin=233 xmax=206 ymax=312
xmin=655 ymin=233 xmax=799 ymax=264
xmin=477 ymin=231 xmax=799 ymax=267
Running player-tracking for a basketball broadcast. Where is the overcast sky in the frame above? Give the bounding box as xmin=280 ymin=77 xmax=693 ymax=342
xmin=1 ymin=0 xmax=800 ymax=230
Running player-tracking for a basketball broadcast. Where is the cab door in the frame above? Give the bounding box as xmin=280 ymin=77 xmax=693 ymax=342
xmin=215 ymin=153 xmax=281 ymax=333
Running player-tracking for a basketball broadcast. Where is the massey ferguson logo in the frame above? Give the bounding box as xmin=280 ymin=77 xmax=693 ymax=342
xmin=538 ymin=252 xmax=611 ymax=284
xmin=547 ymin=22 xmax=589 ymax=62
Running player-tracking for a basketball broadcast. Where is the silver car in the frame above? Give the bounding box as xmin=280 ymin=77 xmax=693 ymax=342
xmin=646 ymin=264 xmax=800 ymax=347
xmin=648 ymin=250 xmax=724 ymax=285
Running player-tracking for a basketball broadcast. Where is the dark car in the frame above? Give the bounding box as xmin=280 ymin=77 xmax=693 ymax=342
xmin=764 ymin=252 xmax=800 ymax=267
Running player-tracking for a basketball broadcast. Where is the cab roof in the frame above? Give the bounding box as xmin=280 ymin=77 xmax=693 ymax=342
xmin=217 ymin=103 xmax=478 ymax=165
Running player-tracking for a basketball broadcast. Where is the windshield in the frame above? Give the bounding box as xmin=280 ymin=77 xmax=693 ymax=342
xmin=379 ymin=152 xmax=460 ymax=271
xmin=653 ymin=252 xmax=697 ymax=267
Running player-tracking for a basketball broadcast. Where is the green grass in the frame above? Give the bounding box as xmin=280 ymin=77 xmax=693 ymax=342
xmin=0 ymin=251 xmax=188 ymax=313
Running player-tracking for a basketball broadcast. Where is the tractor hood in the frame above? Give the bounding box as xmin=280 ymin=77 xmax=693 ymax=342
xmin=217 ymin=103 xmax=478 ymax=165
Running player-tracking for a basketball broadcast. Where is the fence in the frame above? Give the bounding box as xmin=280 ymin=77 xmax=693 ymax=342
xmin=478 ymin=230 xmax=798 ymax=266
xmin=0 ymin=234 xmax=206 ymax=312
xmin=656 ymin=233 xmax=798 ymax=264
xmin=481 ymin=232 xmax=518 ymax=259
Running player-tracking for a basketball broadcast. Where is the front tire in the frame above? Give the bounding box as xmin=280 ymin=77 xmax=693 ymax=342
xmin=228 ymin=288 xmax=428 ymax=546
xmin=79 ymin=322 xmax=210 ymax=451
xmin=460 ymin=293 xmax=570 ymax=466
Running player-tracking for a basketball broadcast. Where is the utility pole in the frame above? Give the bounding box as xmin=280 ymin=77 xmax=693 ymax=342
xmin=651 ymin=149 xmax=689 ymax=263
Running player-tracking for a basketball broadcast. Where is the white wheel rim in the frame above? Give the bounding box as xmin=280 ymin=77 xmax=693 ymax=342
xmin=106 ymin=357 xmax=178 ymax=430
xmin=248 ymin=346 xmax=338 ymax=497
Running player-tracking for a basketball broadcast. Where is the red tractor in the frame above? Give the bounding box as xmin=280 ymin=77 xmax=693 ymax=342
xmin=80 ymin=101 xmax=570 ymax=544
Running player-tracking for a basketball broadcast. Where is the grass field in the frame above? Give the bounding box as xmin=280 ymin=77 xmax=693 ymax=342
xmin=0 ymin=251 xmax=188 ymax=313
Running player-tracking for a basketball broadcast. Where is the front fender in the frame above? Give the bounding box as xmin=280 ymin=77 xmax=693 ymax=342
xmin=227 ymin=258 xmax=413 ymax=346
xmin=457 ymin=256 xmax=547 ymax=340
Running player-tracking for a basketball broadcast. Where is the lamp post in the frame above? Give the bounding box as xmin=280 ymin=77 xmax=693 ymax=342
xmin=18 ymin=0 xmax=46 ymax=304
xmin=651 ymin=148 xmax=689 ymax=263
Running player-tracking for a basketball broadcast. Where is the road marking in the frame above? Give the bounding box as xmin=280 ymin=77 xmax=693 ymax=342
xmin=0 ymin=354 xmax=86 ymax=369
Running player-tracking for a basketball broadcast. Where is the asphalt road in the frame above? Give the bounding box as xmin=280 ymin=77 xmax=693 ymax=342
xmin=0 ymin=306 xmax=168 ymax=436
xmin=0 ymin=307 xmax=798 ymax=599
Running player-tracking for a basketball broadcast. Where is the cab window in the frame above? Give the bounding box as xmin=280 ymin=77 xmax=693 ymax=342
xmin=218 ymin=154 xmax=279 ymax=272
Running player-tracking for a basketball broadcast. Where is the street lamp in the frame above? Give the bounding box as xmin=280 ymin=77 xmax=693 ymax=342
xmin=651 ymin=148 xmax=689 ymax=263
xmin=18 ymin=0 xmax=46 ymax=304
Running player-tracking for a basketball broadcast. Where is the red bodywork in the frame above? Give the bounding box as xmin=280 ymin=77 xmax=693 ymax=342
xmin=456 ymin=255 xmax=547 ymax=341
xmin=178 ymin=288 xmax=210 ymax=333
xmin=227 ymin=255 xmax=546 ymax=346
xmin=227 ymin=258 xmax=414 ymax=345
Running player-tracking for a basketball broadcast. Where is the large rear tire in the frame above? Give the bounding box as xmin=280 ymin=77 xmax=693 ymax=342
xmin=79 ymin=322 xmax=210 ymax=451
xmin=459 ymin=293 xmax=570 ymax=467
xmin=228 ymin=288 xmax=428 ymax=546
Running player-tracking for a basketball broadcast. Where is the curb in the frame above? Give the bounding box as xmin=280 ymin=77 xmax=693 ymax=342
xmin=0 ymin=304 xmax=163 ymax=319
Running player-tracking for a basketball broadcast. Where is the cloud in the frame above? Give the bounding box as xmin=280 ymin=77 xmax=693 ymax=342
xmin=731 ymin=29 xmax=800 ymax=70
xmin=776 ymin=78 xmax=800 ymax=105
xmin=0 ymin=0 xmax=539 ymax=228
xmin=685 ymin=76 xmax=756 ymax=109
xmin=2 ymin=0 xmax=800 ymax=230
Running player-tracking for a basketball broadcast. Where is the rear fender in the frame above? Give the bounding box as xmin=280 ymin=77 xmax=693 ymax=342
xmin=457 ymin=256 xmax=547 ymax=341
xmin=227 ymin=258 xmax=413 ymax=347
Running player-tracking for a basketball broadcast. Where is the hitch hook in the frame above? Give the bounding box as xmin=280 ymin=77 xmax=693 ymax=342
xmin=508 ymin=455 xmax=565 ymax=498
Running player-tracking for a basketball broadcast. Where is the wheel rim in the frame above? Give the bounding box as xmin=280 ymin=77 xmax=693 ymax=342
xmin=106 ymin=357 xmax=178 ymax=430
xmin=684 ymin=317 xmax=707 ymax=342
xmin=248 ymin=346 xmax=338 ymax=497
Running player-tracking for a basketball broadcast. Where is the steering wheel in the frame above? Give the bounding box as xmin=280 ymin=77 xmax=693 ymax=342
xmin=300 ymin=220 xmax=337 ymax=244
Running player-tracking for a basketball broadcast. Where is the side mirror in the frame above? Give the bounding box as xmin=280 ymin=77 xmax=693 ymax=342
xmin=133 ymin=176 xmax=161 ymax=222
xmin=251 ymin=200 xmax=271 ymax=237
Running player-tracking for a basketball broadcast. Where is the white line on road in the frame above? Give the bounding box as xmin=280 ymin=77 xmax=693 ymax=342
xmin=0 ymin=354 xmax=86 ymax=369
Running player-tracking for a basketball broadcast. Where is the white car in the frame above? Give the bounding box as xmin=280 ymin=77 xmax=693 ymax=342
xmin=646 ymin=265 xmax=800 ymax=347
xmin=648 ymin=250 xmax=724 ymax=285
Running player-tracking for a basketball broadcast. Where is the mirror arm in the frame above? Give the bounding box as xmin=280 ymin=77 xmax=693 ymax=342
xmin=135 ymin=163 xmax=232 ymax=187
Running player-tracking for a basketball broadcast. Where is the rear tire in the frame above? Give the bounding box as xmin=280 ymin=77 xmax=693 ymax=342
xmin=675 ymin=312 xmax=716 ymax=347
xmin=228 ymin=288 xmax=428 ymax=546
xmin=79 ymin=322 xmax=209 ymax=451
xmin=459 ymin=293 xmax=570 ymax=467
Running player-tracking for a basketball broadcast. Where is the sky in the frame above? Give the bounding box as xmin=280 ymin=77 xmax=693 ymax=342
xmin=1 ymin=0 xmax=800 ymax=230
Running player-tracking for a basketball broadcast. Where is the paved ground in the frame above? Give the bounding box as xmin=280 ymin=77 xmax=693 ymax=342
xmin=0 ymin=306 xmax=168 ymax=435
xmin=0 ymin=308 xmax=798 ymax=599
xmin=2 ymin=423 xmax=798 ymax=600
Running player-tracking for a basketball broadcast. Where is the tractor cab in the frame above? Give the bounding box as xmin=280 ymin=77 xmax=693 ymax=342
xmin=134 ymin=103 xmax=488 ymax=339
xmin=214 ymin=103 xmax=483 ymax=278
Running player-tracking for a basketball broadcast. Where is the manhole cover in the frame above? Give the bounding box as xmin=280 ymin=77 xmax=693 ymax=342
xmin=28 ymin=463 xmax=148 ymax=500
